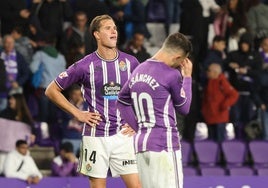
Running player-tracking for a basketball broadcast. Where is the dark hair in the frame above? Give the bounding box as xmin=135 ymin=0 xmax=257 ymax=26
xmin=16 ymin=139 xmax=27 ymax=147
xmin=213 ymin=35 xmax=225 ymax=43
xmin=227 ymin=0 xmax=247 ymax=35
xmin=8 ymin=93 xmax=34 ymax=126
xmin=74 ymin=11 xmax=87 ymax=20
xmin=60 ymin=142 xmax=74 ymax=153
xmin=43 ymin=33 xmax=57 ymax=45
xmin=163 ymin=32 xmax=192 ymax=56
xmin=12 ymin=26 xmax=24 ymax=35
xmin=239 ymin=32 xmax=253 ymax=46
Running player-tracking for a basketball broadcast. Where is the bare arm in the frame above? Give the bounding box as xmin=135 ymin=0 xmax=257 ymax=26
xmin=45 ymin=81 xmax=101 ymax=127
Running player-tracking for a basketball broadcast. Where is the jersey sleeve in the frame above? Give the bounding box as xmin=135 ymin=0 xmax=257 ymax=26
xmin=170 ymin=74 xmax=192 ymax=116
xmin=55 ymin=61 xmax=85 ymax=90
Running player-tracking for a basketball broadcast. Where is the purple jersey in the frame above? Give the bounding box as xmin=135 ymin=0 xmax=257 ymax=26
xmin=118 ymin=60 xmax=192 ymax=152
xmin=55 ymin=51 xmax=139 ymax=137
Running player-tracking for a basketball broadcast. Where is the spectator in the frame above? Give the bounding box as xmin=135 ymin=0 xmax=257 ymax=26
xmin=259 ymin=37 xmax=268 ymax=64
xmin=124 ymin=32 xmax=151 ymax=63
xmin=179 ymin=0 xmax=204 ymax=78
xmin=58 ymin=84 xmax=87 ymax=156
xmin=0 ymin=59 xmax=6 ymax=111
xmin=111 ymin=0 xmax=151 ymax=48
xmin=0 ymin=35 xmax=30 ymax=111
xmin=3 ymin=140 xmax=42 ymax=184
xmin=30 ymin=0 xmax=73 ymax=49
xmin=201 ymin=35 xmax=227 ymax=85
xmin=214 ymin=0 xmax=248 ymax=52
xmin=0 ymin=93 xmax=36 ymax=144
xmin=28 ymin=16 xmax=49 ymax=51
xmin=72 ymin=0 xmax=109 ymax=24
xmin=197 ymin=0 xmax=221 ymax=62
xmin=223 ymin=32 xmax=263 ymax=139
xmin=30 ymin=35 xmax=66 ymax=124
xmin=246 ymin=0 xmax=268 ymax=49
xmin=11 ymin=26 xmax=34 ymax=65
xmin=51 ymin=141 xmax=80 ymax=177
xmin=257 ymin=37 xmax=268 ymax=140
xmin=164 ymin=0 xmax=182 ymax=36
xmin=60 ymin=11 xmax=95 ymax=67
xmin=71 ymin=42 xmax=86 ymax=63
xmin=201 ymin=63 xmax=239 ymax=142
xmin=203 ymin=35 xmax=227 ymax=69
xmin=0 ymin=0 xmax=30 ymax=36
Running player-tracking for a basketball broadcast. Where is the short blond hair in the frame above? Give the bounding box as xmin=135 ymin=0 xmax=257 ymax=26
xmin=89 ymin=14 xmax=114 ymax=38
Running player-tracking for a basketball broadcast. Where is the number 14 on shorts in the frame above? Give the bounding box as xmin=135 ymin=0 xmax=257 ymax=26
xmin=84 ymin=149 xmax=97 ymax=163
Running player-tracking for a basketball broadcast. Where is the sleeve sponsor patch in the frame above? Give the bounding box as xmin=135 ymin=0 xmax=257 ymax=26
xmin=59 ymin=71 xmax=68 ymax=79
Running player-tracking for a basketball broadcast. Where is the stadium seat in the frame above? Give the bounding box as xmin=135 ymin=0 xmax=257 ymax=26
xmin=228 ymin=167 xmax=255 ymax=176
xmin=200 ymin=167 xmax=226 ymax=176
xmin=181 ymin=140 xmax=198 ymax=176
xmin=221 ymin=140 xmax=248 ymax=168
xmin=256 ymin=168 xmax=268 ymax=176
xmin=181 ymin=140 xmax=193 ymax=167
xmin=194 ymin=140 xmax=220 ymax=167
xmin=249 ymin=140 xmax=268 ymax=168
xmin=183 ymin=167 xmax=199 ymax=176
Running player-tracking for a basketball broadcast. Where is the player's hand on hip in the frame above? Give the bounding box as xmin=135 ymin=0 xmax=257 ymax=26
xmin=180 ymin=58 xmax=193 ymax=77
xmin=77 ymin=111 xmax=102 ymax=127
xmin=121 ymin=124 xmax=136 ymax=136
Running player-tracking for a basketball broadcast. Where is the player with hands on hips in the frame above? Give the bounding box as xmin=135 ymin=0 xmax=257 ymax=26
xmin=45 ymin=14 xmax=141 ymax=188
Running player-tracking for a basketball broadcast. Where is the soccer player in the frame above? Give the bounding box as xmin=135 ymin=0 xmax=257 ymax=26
xmin=117 ymin=32 xmax=193 ymax=188
xmin=45 ymin=15 xmax=141 ymax=188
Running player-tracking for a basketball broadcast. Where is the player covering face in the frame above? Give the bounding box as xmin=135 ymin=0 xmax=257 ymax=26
xmin=117 ymin=32 xmax=193 ymax=188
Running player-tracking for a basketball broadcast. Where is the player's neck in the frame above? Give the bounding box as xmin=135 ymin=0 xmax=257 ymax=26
xmin=151 ymin=50 xmax=170 ymax=66
xmin=97 ymin=46 xmax=117 ymax=60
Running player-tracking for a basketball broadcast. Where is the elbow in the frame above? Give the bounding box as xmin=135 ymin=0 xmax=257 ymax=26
xmin=44 ymin=88 xmax=52 ymax=101
xmin=45 ymin=81 xmax=57 ymax=99
xmin=180 ymin=110 xmax=190 ymax=116
xmin=176 ymin=107 xmax=191 ymax=116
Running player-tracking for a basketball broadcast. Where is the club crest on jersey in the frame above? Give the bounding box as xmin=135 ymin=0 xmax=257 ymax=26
xmin=180 ymin=88 xmax=186 ymax=98
xmin=58 ymin=71 xmax=68 ymax=79
xmin=86 ymin=163 xmax=92 ymax=171
xmin=101 ymin=81 xmax=121 ymax=100
xmin=119 ymin=61 xmax=127 ymax=71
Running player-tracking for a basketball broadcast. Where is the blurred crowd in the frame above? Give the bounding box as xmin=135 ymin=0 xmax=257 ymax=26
xmin=0 ymin=0 xmax=268 ymax=181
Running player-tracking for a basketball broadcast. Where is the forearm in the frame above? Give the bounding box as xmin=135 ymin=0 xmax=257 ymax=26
xmin=5 ymin=170 xmax=28 ymax=180
xmin=175 ymin=77 xmax=192 ymax=115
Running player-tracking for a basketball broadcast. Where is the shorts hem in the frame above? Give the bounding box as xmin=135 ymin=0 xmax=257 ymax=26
xmin=78 ymin=171 xmax=107 ymax=179
xmin=114 ymin=171 xmax=139 ymax=177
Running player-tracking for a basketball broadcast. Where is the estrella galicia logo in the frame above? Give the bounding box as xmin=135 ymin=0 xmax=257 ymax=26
xmin=101 ymin=81 xmax=121 ymax=100
xmin=122 ymin=160 xmax=137 ymax=166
